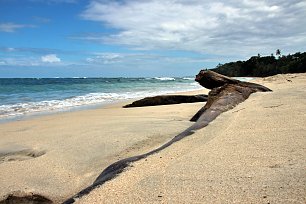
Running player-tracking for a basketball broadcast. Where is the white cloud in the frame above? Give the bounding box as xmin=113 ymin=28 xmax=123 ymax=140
xmin=81 ymin=0 xmax=306 ymax=57
xmin=0 ymin=23 xmax=35 ymax=32
xmin=41 ymin=54 xmax=61 ymax=63
xmin=86 ymin=53 xmax=123 ymax=64
xmin=0 ymin=55 xmax=70 ymax=67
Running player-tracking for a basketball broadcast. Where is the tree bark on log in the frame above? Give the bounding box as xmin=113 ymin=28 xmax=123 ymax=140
xmin=190 ymin=70 xmax=272 ymax=122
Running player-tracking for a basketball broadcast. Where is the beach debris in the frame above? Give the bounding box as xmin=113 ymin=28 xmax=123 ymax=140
xmin=190 ymin=70 xmax=272 ymax=122
xmin=123 ymin=94 xmax=208 ymax=108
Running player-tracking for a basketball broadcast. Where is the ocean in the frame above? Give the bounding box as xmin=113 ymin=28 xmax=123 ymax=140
xmin=0 ymin=77 xmax=202 ymax=121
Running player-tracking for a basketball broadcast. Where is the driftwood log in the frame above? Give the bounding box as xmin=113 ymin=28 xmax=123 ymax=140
xmin=63 ymin=71 xmax=271 ymax=204
xmin=123 ymin=94 xmax=208 ymax=108
xmin=190 ymin=70 xmax=271 ymax=122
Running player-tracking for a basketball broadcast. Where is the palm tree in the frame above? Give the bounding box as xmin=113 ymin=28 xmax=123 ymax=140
xmin=276 ymin=49 xmax=281 ymax=58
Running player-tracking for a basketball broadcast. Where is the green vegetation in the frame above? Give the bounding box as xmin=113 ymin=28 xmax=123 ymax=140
xmin=211 ymin=51 xmax=306 ymax=77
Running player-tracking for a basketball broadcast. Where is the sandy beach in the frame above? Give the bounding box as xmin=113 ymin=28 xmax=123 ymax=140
xmin=2 ymin=0 xmax=306 ymax=203
xmin=0 ymin=89 xmax=207 ymax=203
xmin=77 ymin=73 xmax=306 ymax=204
xmin=1 ymin=74 xmax=305 ymax=203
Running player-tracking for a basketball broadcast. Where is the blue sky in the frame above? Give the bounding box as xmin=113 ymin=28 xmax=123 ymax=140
xmin=0 ymin=0 xmax=305 ymax=77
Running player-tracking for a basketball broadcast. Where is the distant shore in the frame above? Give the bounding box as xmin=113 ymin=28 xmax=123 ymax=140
xmin=0 ymin=73 xmax=305 ymax=203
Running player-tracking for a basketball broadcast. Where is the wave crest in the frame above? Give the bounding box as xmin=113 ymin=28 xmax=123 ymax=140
xmin=154 ymin=77 xmax=175 ymax=81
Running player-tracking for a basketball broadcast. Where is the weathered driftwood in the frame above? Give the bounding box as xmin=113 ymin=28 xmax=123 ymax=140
xmin=190 ymin=70 xmax=272 ymax=122
xmin=195 ymin=70 xmax=271 ymax=91
xmin=123 ymin=94 xmax=208 ymax=108
xmin=62 ymin=70 xmax=272 ymax=204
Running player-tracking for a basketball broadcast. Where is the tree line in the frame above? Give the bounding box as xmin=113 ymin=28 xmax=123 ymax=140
xmin=211 ymin=51 xmax=306 ymax=77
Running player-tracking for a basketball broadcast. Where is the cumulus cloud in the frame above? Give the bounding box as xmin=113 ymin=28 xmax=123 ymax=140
xmin=81 ymin=0 xmax=306 ymax=57
xmin=41 ymin=54 xmax=61 ymax=63
xmin=0 ymin=22 xmax=35 ymax=32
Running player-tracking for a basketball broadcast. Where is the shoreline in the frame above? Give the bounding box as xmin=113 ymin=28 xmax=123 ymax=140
xmin=0 ymin=88 xmax=208 ymax=203
xmin=0 ymin=87 xmax=205 ymax=125
xmin=0 ymin=76 xmax=252 ymax=124
xmin=1 ymin=73 xmax=305 ymax=203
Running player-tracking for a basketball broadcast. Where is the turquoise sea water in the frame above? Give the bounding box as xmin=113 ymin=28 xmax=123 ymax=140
xmin=0 ymin=77 xmax=202 ymax=120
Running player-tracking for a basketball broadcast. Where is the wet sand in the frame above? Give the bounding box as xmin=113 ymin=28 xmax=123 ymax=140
xmin=0 ymin=90 xmax=207 ymax=203
xmin=78 ymin=73 xmax=306 ymax=203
